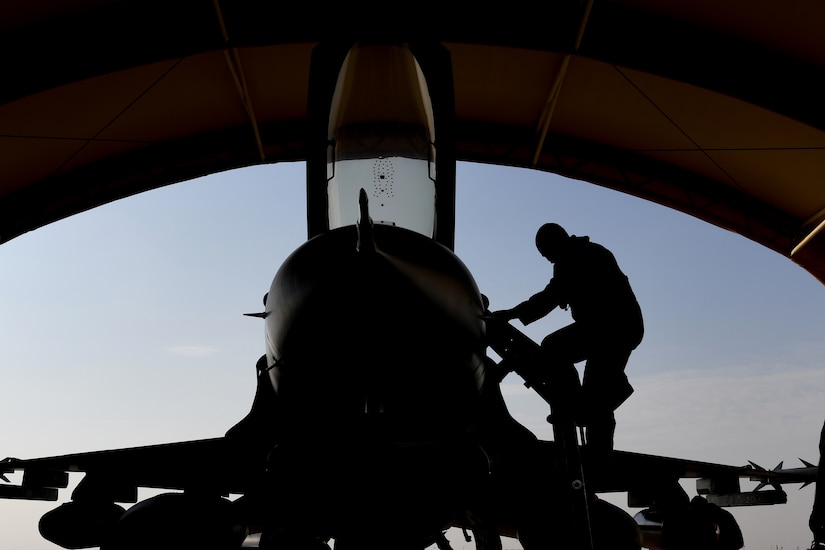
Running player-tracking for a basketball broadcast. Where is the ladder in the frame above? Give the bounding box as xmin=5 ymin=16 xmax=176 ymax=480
xmin=484 ymin=311 xmax=595 ymax=550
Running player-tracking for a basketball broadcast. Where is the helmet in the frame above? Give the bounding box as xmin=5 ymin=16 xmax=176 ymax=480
xmin=535 ymin=223 xmax=568 ymax=260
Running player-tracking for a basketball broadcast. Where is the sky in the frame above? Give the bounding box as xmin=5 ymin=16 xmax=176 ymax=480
xmin=1 ymin=160 xmax=824 ymax=549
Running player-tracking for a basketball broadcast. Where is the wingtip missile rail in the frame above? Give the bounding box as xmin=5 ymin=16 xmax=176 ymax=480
xmin=747 ymin=459 xmax=818 ymax=491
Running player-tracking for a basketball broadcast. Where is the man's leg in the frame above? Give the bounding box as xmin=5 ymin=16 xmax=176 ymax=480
xmin=577 ymin=347 xmax=633 ymax=485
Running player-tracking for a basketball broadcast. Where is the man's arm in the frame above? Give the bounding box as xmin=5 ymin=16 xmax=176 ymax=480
xmin=493 ymin=281 xmax=560 ymax=325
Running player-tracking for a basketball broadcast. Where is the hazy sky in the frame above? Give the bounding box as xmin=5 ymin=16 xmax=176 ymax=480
xmin=1 ymin=161 xmax=824 ymax=549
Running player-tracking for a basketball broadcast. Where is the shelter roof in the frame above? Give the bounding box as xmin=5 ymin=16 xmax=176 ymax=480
xmin=3 ymin=1 xmax=825 ymax=282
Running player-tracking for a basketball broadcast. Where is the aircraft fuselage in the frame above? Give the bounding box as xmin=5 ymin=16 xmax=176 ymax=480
xmin=250 ymin=222 xmax=492 ymax=546
xmin=263 ymin=223 xmax=487 ymax=445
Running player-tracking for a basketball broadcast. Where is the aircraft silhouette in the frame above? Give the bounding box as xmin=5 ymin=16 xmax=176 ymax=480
xmin=0 ymin=40 xmax=815 ymax=550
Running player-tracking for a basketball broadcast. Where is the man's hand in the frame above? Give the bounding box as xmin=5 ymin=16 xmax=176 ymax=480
xmin=490 ymin=309 xmax=517 ymax=320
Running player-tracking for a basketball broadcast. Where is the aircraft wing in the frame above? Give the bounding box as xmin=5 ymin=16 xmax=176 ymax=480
xmin=0 ymin=437 xmax=252 ymax=503
xmin=607 ymin=447 xmax=795 ymax=507
xmin=1 ymin=436 xmax=813 ymax=550
xmin=1 ymin=437 xmax=807 ymax=507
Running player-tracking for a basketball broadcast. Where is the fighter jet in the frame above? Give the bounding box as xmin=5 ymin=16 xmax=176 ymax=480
xmin=0 ymin=40 xmax=810 ymax=550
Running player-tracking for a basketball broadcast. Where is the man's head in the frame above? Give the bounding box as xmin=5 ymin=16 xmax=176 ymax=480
xmin=535 ymin=223 xmax=569 ymax=262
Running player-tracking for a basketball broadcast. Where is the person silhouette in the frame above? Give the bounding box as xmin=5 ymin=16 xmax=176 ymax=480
xmin=492 ymin=222 xmax=644 ymax=462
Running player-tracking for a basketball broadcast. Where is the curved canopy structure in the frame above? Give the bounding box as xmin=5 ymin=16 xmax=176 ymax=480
xmin=3 ymin=1 xmax=825 ymax=283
